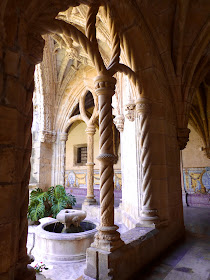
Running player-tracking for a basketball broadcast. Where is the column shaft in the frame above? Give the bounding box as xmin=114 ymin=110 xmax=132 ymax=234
xmin=84 ymin=125 xmax=97 ymax=205
xmin=58 ymin=132 xmax=68 ymax=186
xmin=136 ymin=98 xmax=159 ymax=225
xmin=91 ymin=75 xmax=124 ymax=252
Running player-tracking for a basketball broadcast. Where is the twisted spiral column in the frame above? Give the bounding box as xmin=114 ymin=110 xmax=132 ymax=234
xmin=83 ymin=125 xmax=97 ymax=205
xmin=86 ymin=5 xmax=99 ymax=43
xmin=91 ymin=75 xmax=124 ymax=252
xmin=104 ymin=4 xmax=120 ymax=70
xmin=136 ymin=98 xmax=159 ymax=225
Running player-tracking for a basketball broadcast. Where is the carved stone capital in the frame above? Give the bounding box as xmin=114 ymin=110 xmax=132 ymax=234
xmin=59 ymin=132 xmax=68 ymax=142
xmin=124 ymin=100 xmax=136 ymax=122
xmin=113 ymin=114 xmax=125 ymax=132
xmin=94 ymin=75 xmax=116 ymax=96
xmin=177 ymin=128 xmax=190 ymax=150
xmin=85 ymin=125 xmax=96 ymax=135
xmin=135 ymin=98 xmax=151 ymax=115
xmin=40 ymin=130 xmax=56 ymax=143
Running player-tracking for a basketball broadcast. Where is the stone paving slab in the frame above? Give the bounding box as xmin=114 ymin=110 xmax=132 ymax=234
xmin=36 ymin=274 xmax=52 ymax=280
xmin=38 ymin=262 xmax=86 ymax=280
xmin=165 ymin=243 xmax=210 ymax=280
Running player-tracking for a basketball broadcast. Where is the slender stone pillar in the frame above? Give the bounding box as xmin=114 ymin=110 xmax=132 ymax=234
xmin=84 ymin=125 xmax=97 ymax=205
xmin=91 ymin=75 xmax=124 ymax=252
xmin=136 ymin=98 xmax=159 ymax=225
xmin=57 ymin=132 xmax=68 ymax=186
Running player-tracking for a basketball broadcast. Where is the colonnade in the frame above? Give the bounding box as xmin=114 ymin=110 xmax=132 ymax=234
xmin=52 ymin=91 xmax=98 ymax=206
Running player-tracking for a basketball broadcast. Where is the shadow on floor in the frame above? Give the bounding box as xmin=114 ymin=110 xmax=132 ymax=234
xmin=131 ymin=206 xmax=210 ymax=280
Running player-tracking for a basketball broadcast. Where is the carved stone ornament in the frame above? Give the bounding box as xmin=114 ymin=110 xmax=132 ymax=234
xmin=135 ymin=98 xmax=151 ymax=115
xmin=85 ymin=125 xmax=96 ymax=135
xmin=40 ymin=130 xmax=56 ymax=143
xmin=204 ymin=147 xmax=210 ymax=159
xmin=177 ymin=128 xmax=191 ymax=150
xmin=124 ymin=100 xmax=136 ymax=122
xmin=94 ymin=75 xmax=116 ymax=93
xmin=113 ymin=114 xmax=125 ymax=132
xmin=67 ymin=47 xmax=79 ymax=59
xmin=200 ymin=146 xmax=210 ymax=159
xmin=59 ymin=132 xmax=68 ymax=142
xmin=97 ymin=153 xmax=117 ymax=163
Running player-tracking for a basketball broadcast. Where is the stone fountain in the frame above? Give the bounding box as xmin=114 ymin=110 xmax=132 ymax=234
xmin=56 ymin=209 xmax=87 ymax=233
xmin=33 ymin=209 xmax=97 ymax=262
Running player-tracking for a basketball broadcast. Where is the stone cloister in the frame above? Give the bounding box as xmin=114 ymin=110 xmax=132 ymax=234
xmin=0 ymin=1 xmax=209 ymax=280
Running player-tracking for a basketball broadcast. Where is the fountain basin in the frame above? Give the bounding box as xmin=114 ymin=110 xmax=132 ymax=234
xmin=34 ymin=218 xmax=97 ymax=262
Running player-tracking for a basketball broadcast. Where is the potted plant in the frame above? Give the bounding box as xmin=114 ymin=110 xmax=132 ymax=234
xmin=28 ymin=185 xmax=76 ymax=222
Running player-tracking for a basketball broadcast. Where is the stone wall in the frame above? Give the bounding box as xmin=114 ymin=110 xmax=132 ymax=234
xmin=182 ymin=124 xmax=210 ymax=207
xmin=183 ymin=124 xmax=210 ymax=168
xmin=66 ymin=121 xmax=121 ymax=170
xmin=0 ymin=18 xmax=37 ymax=280
xmin=0 ymin=1 xmax=77 ymax=278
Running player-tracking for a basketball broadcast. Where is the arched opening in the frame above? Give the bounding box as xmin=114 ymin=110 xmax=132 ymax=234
xmin=182 ymin=73 xmax=210 ymax=207
xmin=0 ymin=1 xmax=209 ymax=280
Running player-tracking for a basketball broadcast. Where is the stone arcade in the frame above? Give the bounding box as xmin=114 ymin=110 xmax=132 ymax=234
xmin=0 ymin=1 xmax=209 ymax=280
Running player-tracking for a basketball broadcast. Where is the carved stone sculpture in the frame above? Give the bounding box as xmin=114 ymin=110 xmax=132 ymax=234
xmin=56 ymin=209 xmax=86 ymax=233
xmin=113 ymin=114 xmax=125 ymax=132
xmin=40 ymin=130 xmax=56 ymax=143
xmin=177 ymin=128 xmax=191 ymax=150
xmin=124 ymin=99 xmax=136 ymax=122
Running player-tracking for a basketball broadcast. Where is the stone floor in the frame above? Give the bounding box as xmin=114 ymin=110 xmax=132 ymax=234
xmin=133 ymin=207 xmax=210 ymax=280
xmin=28 ymin=197 xmax=210 ymax=280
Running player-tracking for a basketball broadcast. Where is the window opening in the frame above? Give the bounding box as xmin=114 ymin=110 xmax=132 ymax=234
xmin=76 ymin=146 xmax=87 ymax=164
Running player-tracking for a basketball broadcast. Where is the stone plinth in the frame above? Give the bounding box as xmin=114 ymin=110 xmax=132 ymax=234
xmin=85 ymin=223 xmax=184 ymax=280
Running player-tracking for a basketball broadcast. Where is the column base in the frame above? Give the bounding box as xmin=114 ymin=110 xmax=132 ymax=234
xmin=84 ymin=247 xmax=116 ymax=280
xmin=91 ymin=225 xmax=124 ymax=252
xmin=83 ymin=197 xmax=97 ymax=206
xmin=140 ymin=209 xmax=159 ymax=226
